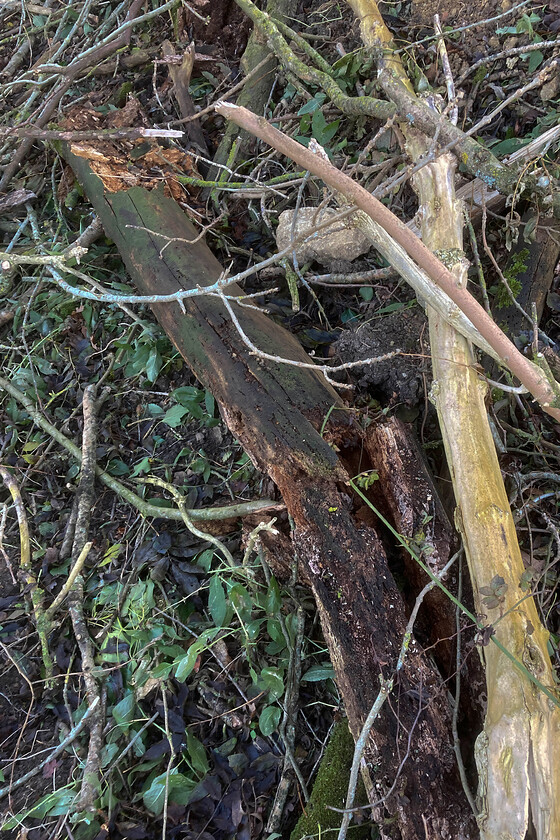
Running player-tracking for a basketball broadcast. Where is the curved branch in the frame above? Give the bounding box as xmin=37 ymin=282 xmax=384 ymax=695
xmin=214 ymin=102 xmax=560 ymax=421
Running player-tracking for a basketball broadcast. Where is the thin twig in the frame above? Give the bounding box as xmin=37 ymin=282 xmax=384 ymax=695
xmin=101 ymin=711 xmax=159 ymax=782
xmin=0 ymin=126 xmax=184 ymax=140
xmin=216 ymin=289 xmax=400 ymax=388
xmin=0 ymin=206 xmax=360 ymax=305
xmin=68 ymin=384 xmax=104 ymax=813
xmin=434 ymin=14 xmax=457 ymax=127
xmin=266 ymin=604 xmax=308 ymax=832
xmin=451 ymin=561 xmax=478 ymax=815
xmin=138 ymin=476 xmax=236 ymax=568
xmin=0 ymin=637 xmax=36 ymax=804
xmin=167 ymin=53 xmax=276 ymax=126
xmin=161 ymin=688 xmax=176 ymax=840
xmin=0 ymin=696 xmax=100 ymax=799
xmin=465 ymin=57 xmax=560 ymax=140
xmin=0 ymin=0 xmax=146 ymax=191
xmin=0 ymin=504 xmax=17 ymax=584
xmin=0 ymin=464 xmax=52 ymax=676
xmin=0 ymin=374 xmax=283 ymax=522
xmin=44 ymin=541 xmax=92 ymax=620
xmin=480 ymin=201 xmax=535 ymax=331
xmin=456 ymin=37 xmax=560 ymax=85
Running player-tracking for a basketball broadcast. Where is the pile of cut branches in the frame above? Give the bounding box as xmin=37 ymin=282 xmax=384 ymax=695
xmin=1 ymin=0 xmax=560 ymax=838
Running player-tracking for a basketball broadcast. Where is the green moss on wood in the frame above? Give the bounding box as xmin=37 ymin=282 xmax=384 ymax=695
xmin=290 ymin=719 xmax=371 ymax=840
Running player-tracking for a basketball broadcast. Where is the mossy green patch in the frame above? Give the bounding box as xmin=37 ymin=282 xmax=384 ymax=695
xmin=290 ymin=719 xmax=373 ymax=839
xmin=495 ymin=248 xmax=529 ymax=309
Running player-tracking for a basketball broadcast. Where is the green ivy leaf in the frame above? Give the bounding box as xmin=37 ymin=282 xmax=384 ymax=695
xmin=259 ymin=705 xmax=281 ymax=736
xmin=145 ymin=346 xmax=162 ymax=382
xmin=107 ymin=458 xmax=130 ymax=476
xmin=99 ymin=543 xmax=122 ymax=567
xmin=172 ymin=386 xmax=203 ymax=404
xmin=130 ymin=456 xmax=151 ymax=477
xmin=1 ymin=787 xmax=76 ymax=829
xmin=162 ymin=404 xmax=189 ymax=428
xmin=301 ymin=663 xmax=336 ymax=682
xmin=258 ymin=667 xmax=285 ymax=701
xmin=186 ymin=732 xmax=209 ymax=776
xmin=204 ymin=390 xmax=215 ymax=416
xmin=245 ymin=618 xmax=265 ymax=641
xmin=266 ymin=577 xmax=282 ymax=614
xmin=311 ymin=109 xmax=340 ymax=146
xmin=175 ymin=645 xmax=202 ymax=683
xmin=151 ymin=662 xmax=173 ymax=679
xmin=528 ymin=49 xmax=544 ymax=73
xmin=196 ymin=548 xmax=215 ymax=571
xmin=112 ymin=692 xmax=136 ymax=726
xmin=174 ymin=631 xmax=216 ymax=682
xmin=228 ymin=583 xmax=253 ymax=623
xmin=143 ymin=768 xmax=175 ymax=815
xmin=297 ymin=93 xmax=327 ymax=115
xmin=208 ymin=575 xmax=227 ymax=627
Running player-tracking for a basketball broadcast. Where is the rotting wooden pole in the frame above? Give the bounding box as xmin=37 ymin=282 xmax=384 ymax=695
xmin=59 ymin=139 xmax=476 ymax=838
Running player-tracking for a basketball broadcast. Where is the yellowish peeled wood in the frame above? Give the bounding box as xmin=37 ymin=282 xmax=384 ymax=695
xmin=217 ymin=0 xmax=560 ymax=831
xmin=407 ymin=131 xmax=560 ymax=840
xmin=342 ymin=2 xmax=560 ymax=833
